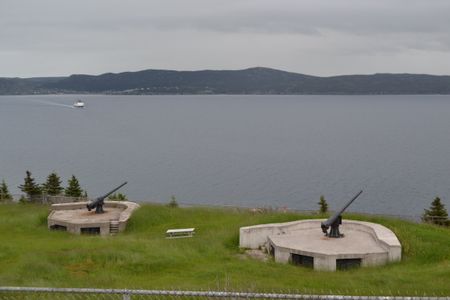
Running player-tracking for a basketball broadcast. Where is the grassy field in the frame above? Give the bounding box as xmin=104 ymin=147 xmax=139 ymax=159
xmin=0 ymin=203 xmax=449 ymax=296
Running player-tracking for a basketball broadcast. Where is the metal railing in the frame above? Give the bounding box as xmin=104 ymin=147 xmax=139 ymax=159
xmin=44 ymin=195 xmax=88 ymax=204
xmin=0 ymin=287 xmax=448 ymax=300
xmin=421 ymin=215 xmax=449 ymax=226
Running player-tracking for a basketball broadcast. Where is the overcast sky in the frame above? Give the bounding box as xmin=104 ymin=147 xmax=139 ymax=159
xmin=1 ymin=0 xmax=450 ymax=77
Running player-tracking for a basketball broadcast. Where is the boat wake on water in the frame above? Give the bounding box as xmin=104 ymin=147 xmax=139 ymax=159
xmin=31 ymin=99 xmax=76 ymax=108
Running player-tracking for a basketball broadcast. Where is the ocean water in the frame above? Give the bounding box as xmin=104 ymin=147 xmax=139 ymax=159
xmin=1 ymin=94 xmax=450 ymax=217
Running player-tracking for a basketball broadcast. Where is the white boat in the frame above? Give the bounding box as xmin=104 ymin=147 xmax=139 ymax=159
xmin=73 ymin=100 xmax=85 ymax=108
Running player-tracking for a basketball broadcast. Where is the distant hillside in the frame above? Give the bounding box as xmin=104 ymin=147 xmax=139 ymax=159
xmin=0 ymin=77 xmax=65 ymax=95
xmin=1 ymin=67 xmax=450 ymax=95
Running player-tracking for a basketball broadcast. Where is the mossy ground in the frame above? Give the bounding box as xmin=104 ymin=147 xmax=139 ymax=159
xmin=0 ymin=203 xmax=449 ymax=296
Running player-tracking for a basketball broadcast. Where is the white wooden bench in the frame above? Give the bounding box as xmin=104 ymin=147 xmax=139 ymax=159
xmin=165 ymin=228 xmax=195 ymax=239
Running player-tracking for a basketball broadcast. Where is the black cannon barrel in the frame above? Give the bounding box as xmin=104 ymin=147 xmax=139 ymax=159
xmin=98 ymin=181 xmax=128 ymax=200
xmin=322 ymin=190 xmax=363 ymax=227
xmin=87 ymin=181 xmax=128 ymax=213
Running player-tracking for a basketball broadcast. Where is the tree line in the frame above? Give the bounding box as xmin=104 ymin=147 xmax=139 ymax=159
xmin=0 ymin=171 xmax=84 ymax=203
xmin=1 ymin=170 xmax=128 ymax=203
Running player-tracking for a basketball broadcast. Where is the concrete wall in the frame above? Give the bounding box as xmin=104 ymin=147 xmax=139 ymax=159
xmin=48 ymin=216 xmax=110 ymax=235
xmin=272 ymin=246 xmax=291 ymax=264
xmin=343 ymin=221 xmax=401 ymax=262
xmin=315 ymin=255 xmax=337 ymax=271
xmin=50 ymin=202 xmax=89 ymax=211
xmin=50 ymin=201 xmax=135 ymax=211
xmin=239 ymin=220 xmax=320 ymax=249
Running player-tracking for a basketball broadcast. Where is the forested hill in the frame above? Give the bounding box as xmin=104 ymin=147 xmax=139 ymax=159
xmin=2 ymin=67 xmax=450 ymax=95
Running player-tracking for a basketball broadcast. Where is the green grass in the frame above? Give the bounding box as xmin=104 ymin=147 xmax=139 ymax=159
xmin=0 ymin=203 xmax=449 ymax=296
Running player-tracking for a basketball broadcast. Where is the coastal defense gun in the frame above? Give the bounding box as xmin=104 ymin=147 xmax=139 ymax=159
xmin=87 ymin=182 xmax=128 ymax=214
xmin=321 ymin=190 xmax=363 ymax=238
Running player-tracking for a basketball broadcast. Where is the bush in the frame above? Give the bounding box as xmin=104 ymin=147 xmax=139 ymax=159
xmin=168 ymin=195 xmax=178 ymax=208
xmin=318 ymin=195 xmax=328 ymax=214
xmin=18 ymin=195 xmax=28 ymax=204
xmin=108 ymin=193 xmax=128 ymax=201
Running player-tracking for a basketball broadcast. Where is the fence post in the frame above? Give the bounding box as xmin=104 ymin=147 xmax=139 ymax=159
xmin=123 ymin=292 xmax=131 ymax=300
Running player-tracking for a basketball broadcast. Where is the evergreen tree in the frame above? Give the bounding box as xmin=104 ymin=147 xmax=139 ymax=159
xmin=422 ymin=197 xmax=449 ymax=226
xmin=18 ymin=170 xmax=41 ymax=200
xmin=43 ymin=172 xmax=63 ymax=195
xmin=318 ymin=195 xmax=328 ymax=214
xmin=0 ymin=180 xmax=12 ymax=201
xmin=65 ymin=175 xmax=83 ymax=197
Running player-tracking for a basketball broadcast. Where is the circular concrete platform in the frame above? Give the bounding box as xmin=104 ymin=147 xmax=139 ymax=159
xmin=240 ymin=219 xmax=401 ymax=271
xmin=48 ymin=201 xmax=140 ymax=235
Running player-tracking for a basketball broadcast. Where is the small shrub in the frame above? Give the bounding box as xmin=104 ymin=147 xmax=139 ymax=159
xmin=108 ymin=193 xmax=127 ymax=201
xmin=37 ymin=213 xmax=48 ymax=226
xmin=318 ymin=195 xmax=328 ymax=214
xmin=18 ymin=195 xmax=28 ymax=204
xmin=168 ymin=195 xmax=178 ymax=208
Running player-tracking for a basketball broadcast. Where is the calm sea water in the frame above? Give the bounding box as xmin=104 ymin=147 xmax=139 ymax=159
xmin=1 ymin=95 xmax=449 ymax=216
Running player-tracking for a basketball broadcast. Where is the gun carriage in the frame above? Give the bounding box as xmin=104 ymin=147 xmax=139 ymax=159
xmin=87 ymin=182 xmax=128 ymax=214
xmin=321 ymin=190 xmax=363 ymax=238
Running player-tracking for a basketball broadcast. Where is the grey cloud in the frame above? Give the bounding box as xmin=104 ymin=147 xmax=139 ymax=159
xmin=1 ymin=0 xmax=450 ymax=77
xmin=117 ymin=1 xmax=450 ymax=36
xmin=3 ymin=0 xmax=450 ymax=35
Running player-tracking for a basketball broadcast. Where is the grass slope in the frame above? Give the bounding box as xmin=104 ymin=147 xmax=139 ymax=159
xmin=0 ymin=203 xmax=449 ymax=296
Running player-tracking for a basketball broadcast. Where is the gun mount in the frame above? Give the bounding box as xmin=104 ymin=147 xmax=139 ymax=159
xmin=87 ymin=182 xmax=127 ymax=214
xmin=321 ymin=190 xmax=363 ymax=238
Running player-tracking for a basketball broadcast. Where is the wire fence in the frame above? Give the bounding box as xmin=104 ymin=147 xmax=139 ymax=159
xmin=0 ymin=287 xmax=448 ymax=300
xmin=421 ymin=216 xmax=450 ymax=226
